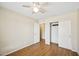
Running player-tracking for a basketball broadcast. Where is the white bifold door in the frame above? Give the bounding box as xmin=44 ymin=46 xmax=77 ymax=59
xmin=58 ymin=20 xmax=72 ymax=50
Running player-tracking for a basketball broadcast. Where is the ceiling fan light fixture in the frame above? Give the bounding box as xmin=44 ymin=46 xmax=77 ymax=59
xmin=33 ymin=7 xmax=39 ymax=13
xmin=22 ymin=2 xmax=48 ymax=14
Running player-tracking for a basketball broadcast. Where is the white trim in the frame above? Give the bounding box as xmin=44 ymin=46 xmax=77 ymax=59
xmin=45 ymin=40 xmax=50 ymax=45
xmin=1 ymin=43 xmax=34 ymax=56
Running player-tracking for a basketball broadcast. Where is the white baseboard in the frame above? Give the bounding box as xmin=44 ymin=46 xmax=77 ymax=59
xmin=45 ymin=41 xmax=50 ymax=45
xmin=1 ymin=43 xmax=34 ymax=56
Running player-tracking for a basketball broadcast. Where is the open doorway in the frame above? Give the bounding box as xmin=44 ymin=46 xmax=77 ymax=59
xmin=50 ymin=22 xmax=58 ymax=45
xmin=40 ymin=23 xmax=45 ymax=41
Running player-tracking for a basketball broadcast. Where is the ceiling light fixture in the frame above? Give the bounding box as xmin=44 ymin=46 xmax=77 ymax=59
xmin=22 ymin=2 xmax=48 ymax=14
xmin=33 ymin=7 xmax=39 ymax=13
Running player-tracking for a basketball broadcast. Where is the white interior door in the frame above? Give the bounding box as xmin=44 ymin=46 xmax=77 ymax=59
xmin=51 ymin=25 xmax=58 ymax=43
xmin=34 ymin=23 xmax=40 ymax=44
xmin=58 ymin=20 xmax=72 ymax=50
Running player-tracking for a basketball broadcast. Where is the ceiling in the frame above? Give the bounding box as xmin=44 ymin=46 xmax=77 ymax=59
xmin=0 ymin=2 xmax=79 ymax=20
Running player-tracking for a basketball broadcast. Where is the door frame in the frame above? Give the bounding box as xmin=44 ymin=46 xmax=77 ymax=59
xmin=50 ymin=22 xmax=58 ymax=44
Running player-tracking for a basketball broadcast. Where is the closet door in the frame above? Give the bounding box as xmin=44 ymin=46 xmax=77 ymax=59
xmin=58 ymin=20 xmax=72 ymax=50
xmin=51 ymin=24 xmax=58 ymax=44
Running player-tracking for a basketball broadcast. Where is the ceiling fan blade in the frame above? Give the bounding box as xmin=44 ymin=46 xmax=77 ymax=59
xmin=39 ymin=8 xmax=46 ymax=13
xmin=32 ymin=10 xmax=35 ymax=14
xmin=22 ymin=5 xmax=31 ymax=8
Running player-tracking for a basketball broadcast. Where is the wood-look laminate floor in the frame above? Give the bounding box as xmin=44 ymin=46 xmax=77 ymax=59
xmin=7 ymin=40 xmax=78 ymax=56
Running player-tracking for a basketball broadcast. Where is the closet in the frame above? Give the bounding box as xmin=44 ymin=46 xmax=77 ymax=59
xmin=50 ymin=20 xmax=72 ymax=50
xmin=50 ymin=22 xmax=58 ymax=44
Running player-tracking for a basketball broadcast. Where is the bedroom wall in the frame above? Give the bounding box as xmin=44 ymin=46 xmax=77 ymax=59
xmin=0 ymin=7 xmax=36 ymax=55
xmin=77 ymin=9 xmax=79 ymax=54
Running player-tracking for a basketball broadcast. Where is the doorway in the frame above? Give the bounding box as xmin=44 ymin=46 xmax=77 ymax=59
xmin=40 ymin=23 xmax=45 ymax=41
xmin=50 ymin=22 xmax=58 ymax=44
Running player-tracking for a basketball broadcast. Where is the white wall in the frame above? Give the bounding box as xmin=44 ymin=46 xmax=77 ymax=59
xmin=59 ymin=11 xmax=78 ymax=52
xmin=58 ymin=20 xmax=72 ymax=50
xmin=77 ymin=10 xmax=79 ymax=54
xmin=0 ymin=7 xmax=36 ymax=55
xmin=45 ymin=22 xmax=50 ymax=45
xmin=40 ymin=10 xmax=79 ymax=53
xmin=34 ymin=23 xmax=40 ymax=44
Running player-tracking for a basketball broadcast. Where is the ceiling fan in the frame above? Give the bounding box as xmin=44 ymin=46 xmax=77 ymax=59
xmin=22 ymin=2 xmax=48 ymax=14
